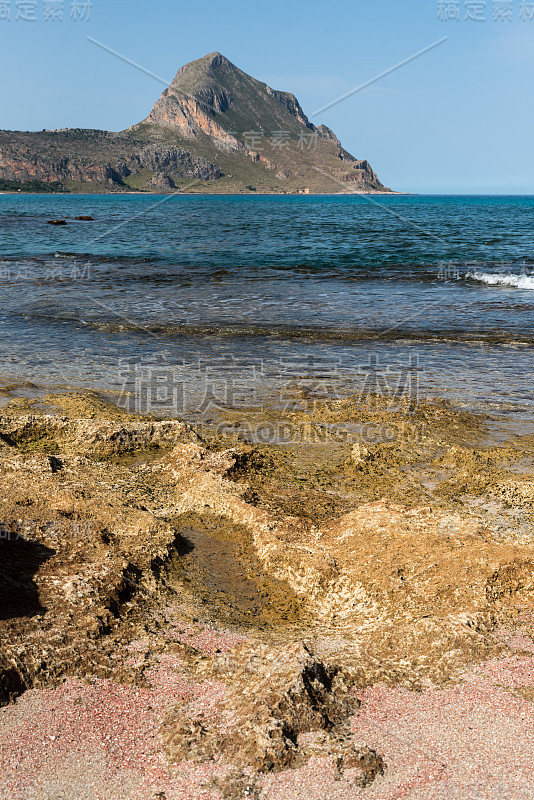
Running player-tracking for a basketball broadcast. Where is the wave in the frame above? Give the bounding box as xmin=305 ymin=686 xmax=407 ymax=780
xmin=467 ymin=271 xmax=534 ymax=289
xmin=6 ymin=254 xmax=534 ymax=294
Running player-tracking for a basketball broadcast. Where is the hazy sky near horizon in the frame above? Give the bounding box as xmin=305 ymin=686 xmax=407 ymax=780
xmin=1 ymin=0 xmax=533 ymax=193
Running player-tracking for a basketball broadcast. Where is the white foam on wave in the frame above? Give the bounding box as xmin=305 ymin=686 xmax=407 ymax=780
xmin=466 ymin=271 xmax=534 ymax=289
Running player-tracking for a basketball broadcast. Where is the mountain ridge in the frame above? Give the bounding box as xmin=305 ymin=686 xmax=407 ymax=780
xmin=0 ymin=52 xmax=391 ymax=194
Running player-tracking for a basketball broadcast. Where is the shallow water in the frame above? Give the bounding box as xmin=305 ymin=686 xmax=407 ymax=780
xmin=1 ymin=193 xmax=533 ymax=415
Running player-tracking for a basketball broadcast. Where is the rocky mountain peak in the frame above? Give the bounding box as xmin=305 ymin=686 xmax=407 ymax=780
xmin=170 ymin=51 xmax=239 ymax=96
xmin=0 ymin=53 xmax=391 ymax=194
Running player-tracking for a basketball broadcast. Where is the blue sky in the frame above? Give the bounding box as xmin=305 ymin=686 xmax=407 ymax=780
xmin=1 ymin=0 xmax=533 ymax=193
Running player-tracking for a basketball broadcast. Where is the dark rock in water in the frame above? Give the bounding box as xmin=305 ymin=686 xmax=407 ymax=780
xmin=47 ymin=219 xmax=67 ymax=225
xmin=74 ymin=215 xmax=94 ymax=221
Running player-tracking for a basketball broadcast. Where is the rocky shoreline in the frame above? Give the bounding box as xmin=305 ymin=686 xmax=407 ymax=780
xmin=1 ymin=389 xmax=534 ymax=799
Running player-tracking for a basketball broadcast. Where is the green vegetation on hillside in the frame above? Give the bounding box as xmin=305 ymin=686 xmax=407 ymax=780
xmin=0 ymin=179 xmax=66 ymax=193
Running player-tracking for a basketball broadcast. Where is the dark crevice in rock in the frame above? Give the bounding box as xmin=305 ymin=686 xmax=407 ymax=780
xmin=0 ymin=537 xmax=55 ymax=621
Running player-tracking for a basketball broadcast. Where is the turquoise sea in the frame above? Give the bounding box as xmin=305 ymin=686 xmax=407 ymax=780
xmin=1 ymin=193 xmax=534 ymax=416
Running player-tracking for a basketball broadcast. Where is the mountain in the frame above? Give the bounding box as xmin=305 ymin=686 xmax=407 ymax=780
xmin=0 ymin=52 xmax=390 ymax=194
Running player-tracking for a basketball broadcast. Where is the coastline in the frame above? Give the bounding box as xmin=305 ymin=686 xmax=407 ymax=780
xmin=0 ymin=190 xmax=405 ymax=196
xmin=1 ymin=386 xmax=534 ymax=798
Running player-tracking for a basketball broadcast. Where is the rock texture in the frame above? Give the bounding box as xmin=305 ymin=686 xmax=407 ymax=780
xmin=0 ymin=52 xmax=390 ymax=193
xmin=0 ymin=415 xmax=199 ymax=705
xmin=2 ymin=390 xmax=534 ymax=795
xmin=161 ymin=641 xmax=357 ymax=772
xmin=0 ymin=130 xmax=220 ymax=188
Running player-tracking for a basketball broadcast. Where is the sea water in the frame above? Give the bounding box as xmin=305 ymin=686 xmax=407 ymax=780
xmin=1 ymin=193 xmax=533 ymax=416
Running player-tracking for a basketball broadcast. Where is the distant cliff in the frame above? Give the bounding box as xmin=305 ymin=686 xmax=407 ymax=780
xmin=0 ymin=53 xmax=390 ymax=194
